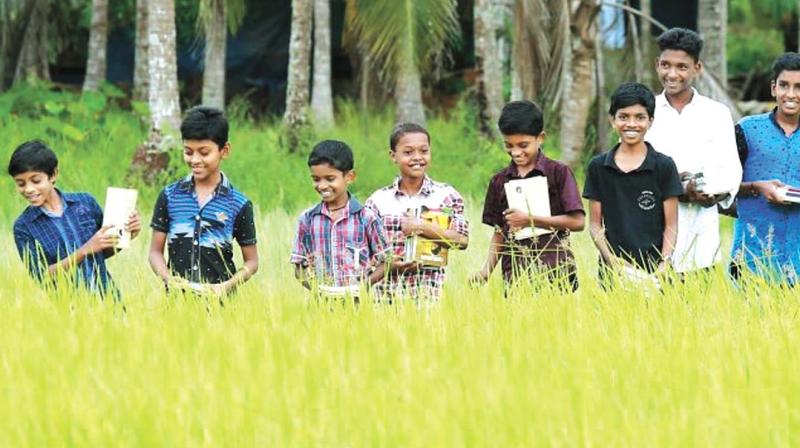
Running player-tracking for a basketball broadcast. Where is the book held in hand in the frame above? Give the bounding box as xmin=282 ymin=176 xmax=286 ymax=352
xmin=403 ymin=207 xmax=452 ymax=267
xmin=776 ymin=186 xmax=800 ymax=204
xmin=102 ymin=187 xmax=138 ymax=249
xmin=503 ymin=176 xmax=552 ymax=240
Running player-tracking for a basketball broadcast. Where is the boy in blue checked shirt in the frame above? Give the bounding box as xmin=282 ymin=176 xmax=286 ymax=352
xmin=9 ymin=140 xmax=141 ymax=296
xmin=148 ymin=106 xmax=259 ymax=296
xmin=290 ymin=140 xmax=389 ymax=296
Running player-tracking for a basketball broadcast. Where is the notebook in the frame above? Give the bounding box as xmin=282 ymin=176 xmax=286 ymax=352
xmin=503 ymin=177 xmax=552 ymax=240
xmin=101 ymin=187 xmax=138 ymax=249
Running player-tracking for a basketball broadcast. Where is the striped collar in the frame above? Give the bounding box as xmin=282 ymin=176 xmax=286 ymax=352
xmin=177 ymin=171 xmax=231 ymax=196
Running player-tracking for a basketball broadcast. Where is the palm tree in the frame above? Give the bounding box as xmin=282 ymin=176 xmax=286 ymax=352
xmin=133 ymin=0 xmax=148 ymax=102
xmin=345 ymin=0 xmax=460 ymax=125
xmin=311 ymin=0 xmax=334 ymax=128
xmin=474 ymin=0 xmax=504 ymax=137
xmin=14 ymin=0 xmax=49 ymax=86
xmin=198 ymin=0 xmax=245 ymax=110
xmin=0 ymin=0 xmax=9 ymax=91
xmin=283 ymin=0 xmax=312 ymax=152
xmin=698 ymin=0 xmax=727 ymax=88
xmin=147 ymin=0 xmax=180 ymax=136
xmin=83 ymin=0 xmax=108 ymax=92
xmin=559 ymin=0 xmax=600 ymax=168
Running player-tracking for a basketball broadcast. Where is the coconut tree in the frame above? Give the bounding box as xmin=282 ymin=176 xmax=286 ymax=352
xmin=14 ymin=0 xmax=49 ymax=85
xmin=311 ymin=0 xmax=334 ymax=128
xmin=198 ymin=0 xmax=245 ymax=110
xmin=698 ymin=0 xmax=727 ymax=88
xmin=474 ymin=0 xmax=504 ymax=137
xmin=283 ymin=0 xmax=312 ymax=152
xmin=83 ymin=0 xmax=108 ymax=92
xmin=345 ymin=0 xmax=460 ymax=125
xmin=133 ymin=0 xmax=148 ymax=102
xmin=147 ymin=0 xmax=180 ymax=135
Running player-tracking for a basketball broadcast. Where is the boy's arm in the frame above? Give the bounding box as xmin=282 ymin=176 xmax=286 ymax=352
xmin=215 ymin=244 xmax=258 ymax=295
xmin=659 ymin=197 xmax=679 ymax=271
xmin=588 ymin=200 xmax=621 ymax=268
xmin=470 ymin=231 xmax=504 ymax=285
xmin=503 ymin=210 xmax=585 ymax=232
xmin=148 ymin=230 xmax=171 ymax=285
xmin=14 ymin=223 xmax=115 ymax=281
xmin=294 ymin=264 xmax=312 ymax=290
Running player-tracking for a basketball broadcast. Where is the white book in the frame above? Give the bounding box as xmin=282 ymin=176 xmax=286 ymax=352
xmin=621 ymin=265 xmax=661 ymax=290
xmin=102 ymin=187 xmax=138 ymax=249
xmin=318 ymin=284 xmax=361 ymax=298
xmin=504 ymin=177 xmax=552 ymax=240
xmin=693 ymin=168 xmax=730 ymax=196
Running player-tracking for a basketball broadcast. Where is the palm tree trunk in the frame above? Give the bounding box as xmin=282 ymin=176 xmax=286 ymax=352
xmin=202 ymin=0 xmax=226 ymax=110
xmin=14 ymin=0 xmax=50 ymax=86
xmin=133 ymin=0 xmax=149 ymax=101
xmin=639 ymin=0 xmax=654 ymax=88
xmin=560 ymin=0 xmax=599 ymax=168
xmin=697 ymin=0 xmax=726 ymax=89
xmin=512 ymin=0 xmax=536 ymax=100
xmin=283 ymin=0 xmax=312 ymax=151
xmin=311 ymin=0 xmax=334 ymax=128
xmin=394 ymin=59 xmax=425 ymax=125
xmin=147 ymin=0 xmax=181 ymax=135
xmin=475 ymin=0 xmax=504 ymax=137
xmin=83 ymin=0 xmax=108 ymax=92
xmin=0 ymin=0 xmax=8 ymax=92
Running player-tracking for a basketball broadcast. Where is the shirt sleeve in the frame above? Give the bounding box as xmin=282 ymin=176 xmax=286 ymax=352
xmin=289 ymin=215 xmax=311 ymax=266
xmin=711 ymin=107 xmax=743 ymax=208
xmin=481 ymin=177 xmax=503 ymax=228
xmin=659 ymin=156 xmax=685 ymax=199
xmin=150 ymin=189 xmax=170 ymax=233
xmin=557 ymin=166 xmax=585 ymax=214
xmin=233 ymin=200 xmax=257 ymax=246
xmin=735 ymin=123 xmax=749 ymax=167
xmin=13 ymin=221 xmax=47 ymax=282
xmin=365 ymin=213 xmax=390 ymax=264
xmin=87 ymin=194 xmax=104 ymax=228
xmin=582 ymin=158 xmax=601 ymax=200
xmin=444 ymin=188 xmax=469 ymax=237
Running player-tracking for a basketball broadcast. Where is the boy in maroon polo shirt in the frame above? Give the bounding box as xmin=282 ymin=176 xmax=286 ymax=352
xmin=471 ymin=101 xmax=585 ymax=292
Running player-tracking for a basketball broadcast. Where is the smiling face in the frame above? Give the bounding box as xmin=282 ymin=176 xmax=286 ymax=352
xmin=503 ymin=133 xmax=544 ymax=170
xmin=772 ymin=70 xmax=800 ymax=120
xmin=390 ymin=132 xmax=431 ymax=180
xmin=183 ymin=139 xmax=229 ymax=183
xmin=656 ymin=49 xmax=702 ymax=99
xmin=13 ymin=170 xmax=58 ymax=207
xmin=310 ymin=163 xmax=354 ymax=208
xmin=610 ymin=104 xmax=653 ymax=146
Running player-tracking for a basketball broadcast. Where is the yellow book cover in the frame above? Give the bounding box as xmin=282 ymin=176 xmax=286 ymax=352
xmin=403 ymin=207 xmax=452 ymax=267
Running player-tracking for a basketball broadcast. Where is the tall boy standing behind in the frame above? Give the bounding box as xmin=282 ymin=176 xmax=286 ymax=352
xmin=646 ymin=28 xmax=742 ymax=273
xmin=149 ymin=106 xmax=258 ymax=295
xmin=583 ymin=83 xmax=683 ymax=277
xmin=290 ymin=140 xmax=388 ymax=294
xmin=471 ymin=101 xmax=585 ymax=292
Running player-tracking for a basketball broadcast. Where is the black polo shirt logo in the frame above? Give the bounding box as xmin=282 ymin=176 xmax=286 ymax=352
xmin=637 ymin=190 xmax=656 ymax=210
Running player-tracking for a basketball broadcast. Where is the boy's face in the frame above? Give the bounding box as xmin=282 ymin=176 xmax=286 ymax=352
xmin=183 ymin=139 xmax=229 ymax=183
xmin=13 ymin=170 xmax=57 ymax=207
xmin=610 ymin=104 xmax=653 ymax=146
xmin=771 ymin=70 xmax=800 ymax=119
xmin=655 ymin=49 xmax=702 ymax=98
xmin=503 ymin=133 xmax=544 ymax=169
xmin=390 ymin=132 xmax=431 ymax=180
xmin=309 ymin=163 xmax=354 ymax=206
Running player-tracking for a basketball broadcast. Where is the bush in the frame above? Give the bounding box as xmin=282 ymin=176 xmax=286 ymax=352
xmin=727 ymin=27 xmax=785 ymax=77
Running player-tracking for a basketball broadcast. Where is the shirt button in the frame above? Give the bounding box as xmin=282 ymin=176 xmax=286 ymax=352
xmin=195 ymin=215 xmax=201 ymax=221
xmin=194 ymin=240 xmax=199 ymax=245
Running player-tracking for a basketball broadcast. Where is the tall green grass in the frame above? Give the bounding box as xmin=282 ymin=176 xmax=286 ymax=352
xmin=0 ymin=87 xmax=797 ymax=446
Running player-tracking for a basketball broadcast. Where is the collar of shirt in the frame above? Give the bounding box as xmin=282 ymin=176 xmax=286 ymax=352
xmin=656 ymin=87 xmax=701 ymax=112
xmin=391 ymin=175 xmax=434 ymax=197
xmin=309 ymin=194 xmax=363 ymax=219
xmin=177 ymin=172 xmax=232 ymax=197
xmin=24 ymin=189 xmax=78 ymax=222
xmin=767 ymin=107 xmax=800 ymax=136
xmin=501 ymin=151 xmax=548 ymax=179
xmin=603 ymin=142 xmax=657 ymax=173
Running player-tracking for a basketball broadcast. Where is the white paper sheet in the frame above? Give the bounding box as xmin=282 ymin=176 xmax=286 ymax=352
xmin=102 ymin=187 xmax=138 ymax=249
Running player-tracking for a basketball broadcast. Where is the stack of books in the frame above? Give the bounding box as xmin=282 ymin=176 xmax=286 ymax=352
xmin=777 ymin=186 xmax=800 ymax=204
xmin=403 ymin=207 xmax=453 ymax=267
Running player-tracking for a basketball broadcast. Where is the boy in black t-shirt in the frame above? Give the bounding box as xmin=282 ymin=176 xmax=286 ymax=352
xmin=583 ymin=83 xmax=682 ymax=277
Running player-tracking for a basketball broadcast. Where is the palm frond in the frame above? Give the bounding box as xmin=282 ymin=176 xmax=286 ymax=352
xmin=197 ymin=0 xmax=245 ymax=36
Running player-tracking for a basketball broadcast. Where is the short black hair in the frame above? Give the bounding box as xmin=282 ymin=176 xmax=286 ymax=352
xmin=308 ymin=140 xmax=354 ymax=172
xmin=8 ymin=140 xmax=58 ymax=177
xmin=498 ymin=100 xmax=544 ymax=136
xmin=609 ymin=82 xmax=656 ymax=118
xmin=771 ymin=52 xmax=800 ymax=81
xmin=389 ymin=122 xmax=430 ymax=150
xmin=656 ymin=28 xmax=703 ymax=63
xmin=180 ymin=106 xmax=229 ymax=148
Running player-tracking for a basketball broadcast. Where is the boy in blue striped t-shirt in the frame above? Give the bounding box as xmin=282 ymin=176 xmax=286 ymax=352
xmin=148 ymin=107 xmax=259 ymax=296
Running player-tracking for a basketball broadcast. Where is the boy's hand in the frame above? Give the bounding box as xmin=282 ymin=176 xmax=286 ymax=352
xmin=502 ymin=208 xmax=531 ymax=230
xmin=400 ymin=217 xmax=426 ymax=236
xmin=82 ymin=225 xmax=118 ymax=255
xmin=390 ymin=259 xmax=420 ymax=273
xmin=754 ymin=179 xmax=789 ymax=204
xmin=126 ymin=210 xmax=142 ymax=239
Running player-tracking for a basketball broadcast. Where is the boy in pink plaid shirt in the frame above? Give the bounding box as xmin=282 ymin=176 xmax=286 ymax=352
xmin=290 ymin=140 xmax=389 ymax=296
xmin=365 ymin=123 xmax=469 ymax=300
